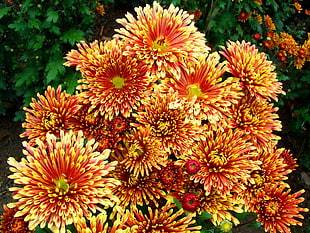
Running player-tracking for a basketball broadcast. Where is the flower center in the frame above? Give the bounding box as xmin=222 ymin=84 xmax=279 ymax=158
xmin=54 ymin=177 xmax=70 ymax=195
xmin=187 ymin=84 xmax=204 ymax=98
xmin=112 ymin=76 xmax=125 ymax=89
xmin=264 ymin=200 xmax=280 ymax=216
xmin=153 ymin=37 xmax=168 ymax=51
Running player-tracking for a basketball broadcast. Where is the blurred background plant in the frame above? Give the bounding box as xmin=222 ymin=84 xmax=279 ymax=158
xmin=0 ymin=0 xmax=112 ymax=120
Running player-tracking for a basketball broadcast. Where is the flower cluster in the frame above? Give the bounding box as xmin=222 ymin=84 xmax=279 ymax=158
xmin=1 ymin=1 xmax=308 ymax=233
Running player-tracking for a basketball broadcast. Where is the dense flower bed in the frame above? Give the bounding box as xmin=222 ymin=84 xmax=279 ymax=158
xmin=0 ymin=2 xmax=308 ymax=233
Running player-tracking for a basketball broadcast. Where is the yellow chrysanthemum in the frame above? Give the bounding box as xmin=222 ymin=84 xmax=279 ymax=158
xmin=134 ymin=88 xmax=202 ymax=154
xmin=8 ymin=131 xmax=120 ymax=233
xmin=21 ymin=85 xmax=80 ymax=145
xmin=221 ymin=40 xmax=285 ymax=102
xmin=114 ymin=1 xmax=209 ymax=80
xmin=122 ymin=203 xmax=201 ymax=232
xmin=64 ymin=39 xmax=151 ymax=119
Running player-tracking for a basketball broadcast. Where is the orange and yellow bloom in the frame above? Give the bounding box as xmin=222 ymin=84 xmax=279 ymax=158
xmin=8 ymin=131 xmax=120 ymax=233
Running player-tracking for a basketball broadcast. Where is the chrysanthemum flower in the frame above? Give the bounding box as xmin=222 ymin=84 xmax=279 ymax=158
xmin=221 ymin=40 xmax=285 ymax=102
xmin=0 ymin=205 xmax=33 ymax=233
xmin=111 ymin=163 xmax=166 ymax=209
xmin=21 ymin=85 xmax=80 ymax=145
xmin=8 ymin=131 xmax=120 ymax=233
xmin=134 ymin=88 xmax=202 ymax=154
xmin=238 ymin=9 xmax=250 ymax=22
xmin=264 ymin=15 xmax=276 ymax=30
xmin=64 ymin=39 xmax=151 ymax=120
xmin=279 ymin=148 xmax=297 ymax=170
xmin=161 ymin=52 xmax=241 ymax=124
xmin=241 ymin=144 xmax=293 ymax=210
xmin=253 ymin=183 xmax=308 ymax=233
xmin=185 ymin=160 xmax=201 ymax=174
xmin=114 ymin=1 xmax=209 ymax=79
xmin=189 ymin=128 xmax=259 ymax=196
xmin=121 ymin=126 xmax=168 ymax=177
xmin=181 ymin=193 xmax=200 ymax=212
xmin=71 ymin=101 xmax=114 ymax=152
xmin=74 ymin=212 xmax=129 ymax=233
xmin=157 ymin=160 xmax=186 ymax=192
xmin=228 ymin=91 xmax=282 ymax=149
xmin=122 ymin=203 xmax=201 ymax=232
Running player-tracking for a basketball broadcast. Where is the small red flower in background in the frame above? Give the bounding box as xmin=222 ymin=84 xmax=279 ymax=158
xmin=253 ymin=33 xmax=261 ymax=40
xmin=188 ymin=10 xmax=202 ymax=21
xmin=185 ymin=160 xmax=201 ymax=174
xmin=182 ymin=193 xmax=200 ymax=212
xmin=238 ymin=9 xmax=250 ymax=22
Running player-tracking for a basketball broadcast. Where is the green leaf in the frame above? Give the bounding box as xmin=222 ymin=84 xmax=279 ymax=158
xmin=247 ymin=221 xmax=262 ymax=228
xmin=63 ymin=72 xmax=80 ymax=94
xmin=173 ymin=197 xmax=182 ymax=210
xmin=46 ymin=10 xmax=59 ymax=23
xmin=60 ymin=29 xmax=85 ymax=45
xmin=8 ymin=21 xmax=26 ymax=31
xmin=0 ymin=7 xmax=12 ymax=19
xmin=277 ymin=74 xmax=290 ymax=81
xmin=45 ymin=59 xmax=66 ymax=85
xmin=15 ymin=66 xmax=38 ymax=87
xmin=50 ymin=25 xmax=61 ymax=36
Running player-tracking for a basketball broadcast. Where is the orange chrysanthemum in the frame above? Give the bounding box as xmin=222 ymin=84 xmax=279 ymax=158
xmin=134 ymin=88 xmax=202 ymax=154
xmin=64 ymin=39 xmax=151 ymax=120
xmin=188 ymin=128 xmax=259 ymax=196
xmin=121 ymin=126 xmax=168 ymax=177
xmin=114 ymin=1 xmax=209 ymax=79
xmin=228 ymin=92 xmax=282 ymax=149
xmin=21 ymin=85 xmax=80 ymax=145
xmin=264 ymin=15 xmax=276 ymax=30
xmin=238 ymin=9 xmax=250 ymax=22
xmin=74 ymin=212 xmax=129 ymax=233
xmin=200 ymin=188 xmax=243 ymax=226
xmin=242 ymin=144 xmax=293 ymax=210
xmin=221 ymin=40 xmax=285 ymax=102
xmin=0 ymin=205 xmax=33 ymax=233
xmin=71 ymin=101 xmax=114 ymax=152
xmin=8 ymin=131 xmax=120 ymax=233
xmin=111 ymin=163 xmax=166 ymax=209
xmin=161 ymin=52 xmax=241 ymax=124
xmin=122 ymin=203 xmax=201 ymax=232
xmin=253 ymin=183 xmax=308 ymax=233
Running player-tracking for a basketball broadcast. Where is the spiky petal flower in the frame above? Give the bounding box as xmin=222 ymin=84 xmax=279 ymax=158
xmin=228 ymin=92 xmax=282 ymax=149
xmin=74 ymin=212 xmax=129 ymax=233
xmin=111 ymin=163 xmax=166 ymax=209
xmin=189 ymin=128 xmax=260 ymax=196
xmin=0 ymin=205 xmax=33 ymax=233
xmin=114 ymin=1 xmax=209 ymax=79
xmin=161 ymin=52 xmax=241 ymax=124
xmin=122 ymin=203 xmax=201 ymax=232
xmin=253 ymin=183 xmax=308 ymax=233
xmin=221 ymin=40 xmax=285 ymax=102
xmin=121 ymin=126 xmax=168 ymax=177
xmin=21 ymin=85 xmax=80 ymax=145
xmin=64 ymin=39 xmax=151 ymax=119
xmin=134 ymin=88 xmax=202 ymax=154
xmin=7 ymin=131 xmax=120 ymax=233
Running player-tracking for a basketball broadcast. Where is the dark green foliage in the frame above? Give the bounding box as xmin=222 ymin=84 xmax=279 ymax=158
xmin=0 ymin=0 xmax=99 ymax=120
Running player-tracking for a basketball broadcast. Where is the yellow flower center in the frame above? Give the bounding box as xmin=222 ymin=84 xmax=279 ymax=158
xmin=54 ymin=177 xmax=70 ymax=195
xmin=220 ymin=220 xmax=233 ymax=232
xmin=187 ymin=84 xmax=204 ymax=98
xmin=153 ymin=37 xmax=168 ymax=51
xmin=265 ymin=200 xmax=280 ymax=215
xmin=112 ymin=76 xmax=125 ymax=89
